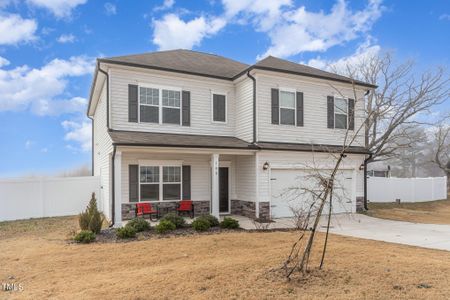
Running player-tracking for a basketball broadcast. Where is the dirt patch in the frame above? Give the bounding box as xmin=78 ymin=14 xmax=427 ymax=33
xmin=1 ymin=217 xmax=450 ymax=299
xmin=366 ymin=198 xmax=450 ymax=225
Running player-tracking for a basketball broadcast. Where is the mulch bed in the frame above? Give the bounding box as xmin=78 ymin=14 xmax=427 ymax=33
xmin=92 ymin=226 xmax=245 ymax=243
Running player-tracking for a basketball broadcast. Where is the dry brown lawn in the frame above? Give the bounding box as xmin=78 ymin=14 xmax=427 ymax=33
xmin=366 ymin=197 xmax=450 ymax=225
xmin=1 ymin=216 xmax=450 ymax=299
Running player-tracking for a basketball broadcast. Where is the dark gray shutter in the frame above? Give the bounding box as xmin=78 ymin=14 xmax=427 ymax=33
xmin=182 ymin=91 xmax=190 ymax=126
xmin=128 ymin=84 xmax=138 ymax=122
xmin=296 ymin=91 xmax=304 ymax=127
xmin=348 ymin=98 xmax=355 ymax=130
xmin=271 ymin=88 xmax=279 ymax=124
xmin=129 ymin=165 xmax=139 ymax=202
xmin=327 ymin=96 xmax=334 ymax=129
xmin=213 ymin=94 xmax=226 ymax=122
xmin=182 ymin=165 xmax=191 ymax=200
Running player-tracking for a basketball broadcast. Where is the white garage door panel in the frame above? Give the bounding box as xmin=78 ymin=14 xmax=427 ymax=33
xmin=271 ymin=169 xmax=353 ymax=218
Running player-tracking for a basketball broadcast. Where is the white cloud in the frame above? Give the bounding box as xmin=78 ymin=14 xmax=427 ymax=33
xmin=439 ymin=14 xmax=450 ymax=21
xmin=104 ymin=2 xmax=116 ymax=16
xmin=25 ymin=139 xmax=34 ymax=149
xmin=0 ymin=55 xmax=94 ymax=115
xmin=154 ymin=0 xmax=175 ymax=11
xmin=62 ymin=120 xmax=91 ymax=152
xmin=26 ymin=0 xmax=87 ymax=18
xmin=0 ymin=14 xmax=37 ymax=45
xmin=0 ymin=56 xmax=9 ymax=67
xmin=258 ymin=0 xmax=384 ymax=59
xmin=152 ymin=14 xmax=226 ymax=50
xmin=305 ymin=39 xmax=381 ymax=74
xmin=57 ymin=33 xmax=76 ymax=43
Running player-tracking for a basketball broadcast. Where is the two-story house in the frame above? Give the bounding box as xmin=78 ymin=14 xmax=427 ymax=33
xmin=87 ymin=49 xmax=375 ymax=227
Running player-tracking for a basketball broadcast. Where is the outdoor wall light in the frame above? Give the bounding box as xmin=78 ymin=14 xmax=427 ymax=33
xmin=263 ymin=162 xmax=270 ymax=170
xmin=359 ymin=164 xmax=364 ymax=171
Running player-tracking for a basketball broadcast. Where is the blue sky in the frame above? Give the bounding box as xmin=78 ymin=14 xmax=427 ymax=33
xmin=0 ymin=0 xmax=448 ymax=177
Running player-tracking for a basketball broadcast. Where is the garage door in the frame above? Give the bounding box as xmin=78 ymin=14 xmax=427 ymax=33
xmin=270 ymin=169 xmax=353 ymax=218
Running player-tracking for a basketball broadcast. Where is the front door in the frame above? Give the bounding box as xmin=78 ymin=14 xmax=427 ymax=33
xmin=219 ymin=167 xmax=229 ymax=213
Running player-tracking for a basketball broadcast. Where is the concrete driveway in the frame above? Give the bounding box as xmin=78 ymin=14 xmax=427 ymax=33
xmin=236 ymin=214 xmax=450 ymax=251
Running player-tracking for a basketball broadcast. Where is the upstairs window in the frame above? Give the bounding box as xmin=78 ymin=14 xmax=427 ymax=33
xmin=334 ymin=98 xmax=348 ymax=129
xmin=138 ymin=86 xmax=181 ymax=125
xmin=279 ymin=90 xmax=296 ymax=125
xmin=212 ymin=93 xmax=226 ymax=123
xmin=162 ymin=89 xmax=181 ymax=124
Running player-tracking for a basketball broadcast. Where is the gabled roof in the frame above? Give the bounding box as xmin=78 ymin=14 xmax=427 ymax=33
xmin=251 ymin=56 xmax=376 ymax=88
xmin=98 ymin=49 xmax=249 ymax=80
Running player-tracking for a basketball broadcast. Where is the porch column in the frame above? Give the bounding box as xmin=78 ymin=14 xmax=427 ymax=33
xmin=211 ymin=153 xmax=220 ymax=218
xmin=114 ymin=151 xmax=122 ymax=227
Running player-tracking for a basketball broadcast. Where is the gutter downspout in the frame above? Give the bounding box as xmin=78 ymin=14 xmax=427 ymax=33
xmin=110 ymin=145 xmax=117 ymax=228
xmin=363 ymin=153 xmax=373 ymax=211
xmin=88 ymin=116 xmax=94 ymax=176
xmin=246 ymin=70 xmax=257 ymax=144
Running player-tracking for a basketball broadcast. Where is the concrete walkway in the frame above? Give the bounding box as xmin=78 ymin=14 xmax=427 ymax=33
xmin=236 ymin=214 xmax=450 ymax=251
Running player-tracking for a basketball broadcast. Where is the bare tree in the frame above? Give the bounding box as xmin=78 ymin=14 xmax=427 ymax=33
xmin=430 ymin=115 xmax=450 ymax=192
xmin=333 ymin=52 xmax=450 ymax=163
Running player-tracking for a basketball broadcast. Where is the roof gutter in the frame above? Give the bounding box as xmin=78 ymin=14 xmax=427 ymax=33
xmin=246 ymin=70 xmax=257 ymax=144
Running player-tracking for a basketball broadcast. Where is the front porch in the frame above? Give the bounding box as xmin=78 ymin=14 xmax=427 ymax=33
xmin=112 ymin=146 xmax=264 ymax=227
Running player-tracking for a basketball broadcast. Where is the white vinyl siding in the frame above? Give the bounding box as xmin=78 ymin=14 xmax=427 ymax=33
xmin=92 ymin=83 xmax=113 ymax=220
xmin=109 ymin=66 xmax=235 ymax=136
xmin=234 ymin=77 xmax=253 ymax=142
xmin=256 ymin=71 xmax=366 ymax=147
xmin=235 ymin=155 xmax=257 ymax=202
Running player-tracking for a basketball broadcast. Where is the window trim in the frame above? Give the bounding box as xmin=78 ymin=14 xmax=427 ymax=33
xmin=278 ymin=88 xmax=297 ymax=126
xmin=211 ymin=91 xmax=228 ymax=124
xmin=334 ymin=97 xmax=348 ymax=130
xmin=137 ymin=83 xmax=182 ymax=126
xmin=137 ymin=160 xmax=183 ymax=202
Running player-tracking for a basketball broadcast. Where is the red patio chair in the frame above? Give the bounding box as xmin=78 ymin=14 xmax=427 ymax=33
xmin=177 ymin=200 xmax=194 ymax=218
xmin=135 ymin=203 xmax=159 ymax=221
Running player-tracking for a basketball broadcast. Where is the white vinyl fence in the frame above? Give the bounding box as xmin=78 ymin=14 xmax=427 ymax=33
xmin=0 ymin=176 xmax=101 ymax=222
xmin=368 ymin=176 xmax=447 ymax=203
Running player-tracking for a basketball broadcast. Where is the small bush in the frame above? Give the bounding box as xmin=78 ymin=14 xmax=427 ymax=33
xmin=155 ymin=220 xmax=176 ymax=234
xmin=78 ymin=193 xmax=104 ymax=234
xmin=191 ymin=218 xmax=211 ymax=232
xmin=126 ymin=218 xmax=150 ymax=232
xmin=199 ymin=214 xmax=219 ymax=227
xmin=161 ymin=212 xmax=186 ymax=228
xmin=116 ymin=226 xmax=136 ymax=239
xmin=220 ymin=217 xmax=239 ymax=229
xmin=74 ymin=230 xmax=96 ymax=243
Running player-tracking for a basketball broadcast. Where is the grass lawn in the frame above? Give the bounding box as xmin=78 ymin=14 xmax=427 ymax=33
xmin=1 ymin=217 xmax=450 ymax=299
xmin=366 ymin=197 xmax=450 ymax=225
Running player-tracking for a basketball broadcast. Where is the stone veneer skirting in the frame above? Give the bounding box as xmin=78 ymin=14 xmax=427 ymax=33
xmin=356 ymin=196 xmax=365 ymax=213
xmin=121 ymin=201 xmax=210 ymax=220
xmin=230 ymin=199 xmax=255 ymax=218
xmin=258 ymin=202 xmax=270 ymax=220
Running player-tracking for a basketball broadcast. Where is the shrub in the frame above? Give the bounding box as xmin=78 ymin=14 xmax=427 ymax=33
xmin=155 ymin=220 xmax=176 ymax=234
xmin=199 ymin=214 xmax=219 ymax=227
xmin=116 ymin=226 xmax=136 ymax=239
xmin=191 ymin=218 xmax=211 ymax=232
xmin=220 ymin=217 xmax=239 ymax=229
xmin=126 ymin=218 xmax=150 ymax=232
xmin=161 ymin=212 xmax=186 ymax=228
xmin=78 ymin=193 xmax=104 ymax=234
xmin=74 ymin=230 xmax=96 ymax=244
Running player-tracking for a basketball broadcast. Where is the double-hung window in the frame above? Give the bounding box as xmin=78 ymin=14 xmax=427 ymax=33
xmin=139 ymin=165 xmax=182 ymax=201
xmin=334 ymin=97 xmax=348 ymax=129
xmin=139 ymin=87 xmax=159 ymax=123
xmin=279 ymin=90 xmax=296 ymax=125
xmin=140 ymin=166 xmax=159 ymax=201
xmin=162 ymin=90 xmax=181 ymax=124
xmin=139 ymin=86 xmax=181 ymax=125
